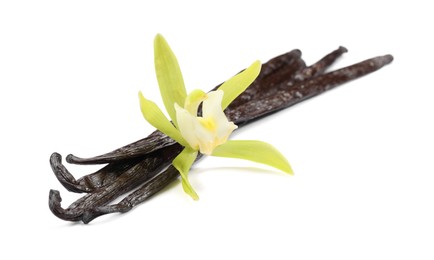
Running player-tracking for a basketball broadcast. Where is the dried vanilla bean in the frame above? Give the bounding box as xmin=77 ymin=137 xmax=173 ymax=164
xmin=50 ymin=153 xmax=142 ymax=193
xmin=49 ymin=48 xmax=393 ymax=223
xmin=226 ymin=54 xmax=394 ymax=124
xmin=50 ymin=144 xmax=183 ymax=221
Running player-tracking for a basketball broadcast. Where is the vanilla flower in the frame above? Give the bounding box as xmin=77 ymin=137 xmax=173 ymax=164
xmin=139 ymin=34 xmax=292 ymax=200
xmin=175 ymin=90 xmax=237 ymax=155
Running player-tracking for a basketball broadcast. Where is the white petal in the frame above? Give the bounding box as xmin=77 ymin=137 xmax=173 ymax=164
xmin=175 ymin=103 xmax=200 ymax=150
xmin=202 ymin=90 xmax=225 ymax=121
xmin=216 ymin=120 xmax=237 ymax=144
xmin=202 ymin=90 xmax=237 ymax=145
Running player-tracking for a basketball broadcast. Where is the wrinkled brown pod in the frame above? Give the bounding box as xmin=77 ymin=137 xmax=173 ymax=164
xmin=49 ymin=47 xmax=393 ymax=223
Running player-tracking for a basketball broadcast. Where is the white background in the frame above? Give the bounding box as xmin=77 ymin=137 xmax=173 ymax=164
xmin=1 ymin=1 xmax=433 ymax=259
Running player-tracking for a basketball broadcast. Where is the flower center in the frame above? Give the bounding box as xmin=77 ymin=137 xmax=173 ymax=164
xmin=198 ymin=117 xmax=216 ymax=132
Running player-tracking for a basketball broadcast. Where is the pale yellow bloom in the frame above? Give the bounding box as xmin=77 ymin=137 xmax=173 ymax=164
xmin=175 ymin=90 xmax=237 ymax=155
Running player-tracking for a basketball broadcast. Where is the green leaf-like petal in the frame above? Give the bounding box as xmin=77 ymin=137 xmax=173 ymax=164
xmin=154 ymin=34 xmax=187 ymax=127
xmin=218 ymin=60 xmax=261 ymax=110
xmin=211 ymin=140 xmax=293 ymax=174
xmin=173 ymin=147 xmax=199 ymax=200
xmin=184 ymin=89 xmax=207 ymax=114
xmin=139 ymin=91 xmax=188 ymax=147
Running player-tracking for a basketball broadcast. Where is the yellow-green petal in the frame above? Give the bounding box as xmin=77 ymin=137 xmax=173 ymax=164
xmin=173 ymin=147 xmax=199 ymax=200
xmin=154 ymin=34 xmax=187 ymax=127
xmin=218 ymin=60 xmax=261 ymax=110
xmin=184 ymin=89 xmax=207 ymax=114
xmin=211 ymin=140 xmax=293 ymax=174
xmin=139 ymin=91 xmax=188 ymax=147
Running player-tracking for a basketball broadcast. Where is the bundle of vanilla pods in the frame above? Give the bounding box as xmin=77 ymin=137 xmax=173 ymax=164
xmin=49 ymin=47 xmax=393 ymax=223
